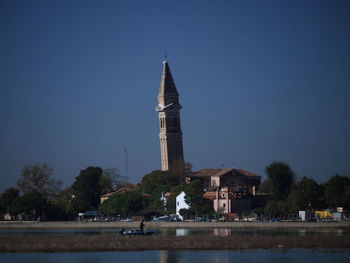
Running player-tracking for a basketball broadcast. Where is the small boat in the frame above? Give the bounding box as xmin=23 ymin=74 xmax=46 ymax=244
xmin=119 ymin=228 xmax=156 ymax=236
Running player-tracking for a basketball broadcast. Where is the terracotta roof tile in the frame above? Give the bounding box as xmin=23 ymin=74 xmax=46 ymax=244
xmin=192 ymin=168 xmax=260 ymax=178
xmin=203 ymin=191 xmax=216 ymax=200
xmin=101 ymin=185 xmax=135 ymax=198
xmin=192 ymin=169 xmax=231 ymax=177
xmin=235 ymin=169 xmax=260 ymax=177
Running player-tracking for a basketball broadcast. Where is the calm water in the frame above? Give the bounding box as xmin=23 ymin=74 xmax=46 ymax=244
xmin=0 ymin=227 xmax=348 ymax=237
xmin=1 ymin=249 xmax=349 ymax=263
xmin=1 ymin=228 xmax=349 ymax=262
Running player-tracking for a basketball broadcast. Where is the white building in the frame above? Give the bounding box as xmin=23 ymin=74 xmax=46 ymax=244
xmin=176 ymin=191 xmax=190 ymax=220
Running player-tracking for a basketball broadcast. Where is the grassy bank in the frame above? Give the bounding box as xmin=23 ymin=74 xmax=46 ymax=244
xmin=1 ymin=221 xmax=350 ymax=229
xmin=1 ymin=234 xmax=349 ymax=252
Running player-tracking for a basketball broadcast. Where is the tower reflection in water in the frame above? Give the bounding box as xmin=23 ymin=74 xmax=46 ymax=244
xmin=159 ymin=250 xmax=231 ymax=263
xmin=159 ymin=251 xmax=181 ymax=263
xmin=213 ymin=228 xmax=232 ymax=236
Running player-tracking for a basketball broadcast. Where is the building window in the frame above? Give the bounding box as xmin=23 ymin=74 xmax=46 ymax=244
xmin=223 ymin=203 xmax=226 ymax=208
xmin=177 ymin=201 xmax=179 ymax=206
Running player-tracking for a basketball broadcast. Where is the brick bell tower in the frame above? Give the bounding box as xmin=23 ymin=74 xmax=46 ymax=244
xmin=155 ymin=59 xmax=184 ymax=171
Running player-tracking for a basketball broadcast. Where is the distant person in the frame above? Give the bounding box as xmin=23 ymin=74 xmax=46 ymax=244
xmin=140 ymin=219 xmax=145 ymax=232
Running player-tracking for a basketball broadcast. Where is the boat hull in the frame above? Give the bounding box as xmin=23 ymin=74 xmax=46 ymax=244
xmin=119 ymin=229 xmax=156 ymax=236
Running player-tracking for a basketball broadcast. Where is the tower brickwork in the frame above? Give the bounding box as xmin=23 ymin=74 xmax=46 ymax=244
xmin=155 ymin=59 xmax=184 ymax=171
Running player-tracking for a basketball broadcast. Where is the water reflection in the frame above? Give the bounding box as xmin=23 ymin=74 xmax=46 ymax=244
xmin=176 ymin=229 xmax=189 ymax=236
xmin=167 ymin=228 xmax=346 ymax=237
xmin=158 ymin=251 xmax=232 ymax=263
xmin=298 ymin=229 xmax=306 ymax=236
xmin=337 ymin=229 xmax=343 ymax=236
xmin=159 ymin=250 xmax=181 ymax=263
xmin=213 ymin=228 xmax=232 ymax=236
xmin=0 ymin=227 xmax=347 ymax=237
xmin=1 ymin=249 xmax=350 ymax=263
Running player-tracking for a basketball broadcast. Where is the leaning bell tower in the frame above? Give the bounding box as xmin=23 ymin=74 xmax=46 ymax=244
xmin=155 ymin=59 xmax=184 ymax=171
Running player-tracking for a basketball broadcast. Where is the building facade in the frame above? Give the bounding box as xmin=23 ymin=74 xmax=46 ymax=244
xmin=176 ymin=191 xmax=189 ymax=220
xmin=156 ymin=59 xmax=184 ymax=171
xmin=192 ymin=168 xmax=263 ymax=214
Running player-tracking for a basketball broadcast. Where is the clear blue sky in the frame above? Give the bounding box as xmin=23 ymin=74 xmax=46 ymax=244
xmin=1 ymin=0 xmax=349 ymax=192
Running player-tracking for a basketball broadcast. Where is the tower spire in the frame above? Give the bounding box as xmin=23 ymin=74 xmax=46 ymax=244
xmin=158 ymin=59 xmax=179 ymax=99
xmin=156 ymin=59 xmax=184 ymax=171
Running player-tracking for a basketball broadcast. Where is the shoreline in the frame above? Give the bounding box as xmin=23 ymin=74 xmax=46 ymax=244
xmin=0 ymin=220 xmax=349 ymax=229
xmin=1 ymin=235 xmax=349 ymax=252
xmin=1 ymin=221 xmax=349 ymax=252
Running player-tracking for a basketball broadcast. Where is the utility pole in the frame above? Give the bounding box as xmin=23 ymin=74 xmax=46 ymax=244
xmin=123 ymin=148 xmax=129 ymax=183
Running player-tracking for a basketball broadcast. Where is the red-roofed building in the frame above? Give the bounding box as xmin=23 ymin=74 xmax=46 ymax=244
xmin=100 ymin=185 xmax=135 ymax=203
xmin=191 ymin=168 xmax=264 ymax=214
xmin=100 ymin=185 xmax=152 ymax=203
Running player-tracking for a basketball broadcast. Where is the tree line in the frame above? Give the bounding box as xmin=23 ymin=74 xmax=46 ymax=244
xmin=0 ymin=165 xmax=126 ymax=220
xmin=0 ymin=161 xmax=194 ymax=220
xmin=257 ymin=162 xmax=350 ymax=218
xmin=0 ymin=161 xmax=349 ymax=220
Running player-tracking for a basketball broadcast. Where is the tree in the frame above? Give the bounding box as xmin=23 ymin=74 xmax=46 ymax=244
xmin=324 ymin=174 xmax=350 ymax=209
xmin=71 ymin=166 xmax=103 ymax=213
xmin=11 ymin=192 xmax=46 ymax=217
xmin=184 ymin=180 xmax=203 ymax=207
xmin=17 ymin=164 xmax=62 ymax=200
xmin=170 ymin=160 xmax=193 ymax=186
xmin=138 ymin=170 xmax=171 ymax=211
xmin=263 ymin=200 xmax=287 ymax=218
xmin=265 ymin=162 xmax=295 ymax=201
xmin=53 ymin=187 xmax=76 ymax=217
xmin=0 ymin=188 xmax=19 ymax=213
xmin=138 ymin=169 xmax=191 ymax=212
xmin=99 ymin=190 xmax=147 ymax=217
xmin=184 ymin=179 xmax=213 ymax=217
xmin=139 ymin=170 xmax=170 ymax=193
xmin=99 ymin=167 xmax=125 ymax=194
xmin=259 ymin=179 xmax=273 ymax=194
xmin=287 ymin=177 xmax=325 ymax=212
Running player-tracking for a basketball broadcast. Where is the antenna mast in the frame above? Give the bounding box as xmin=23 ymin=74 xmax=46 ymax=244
xmin=123 ymin=148 xmax=129 ymax=183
